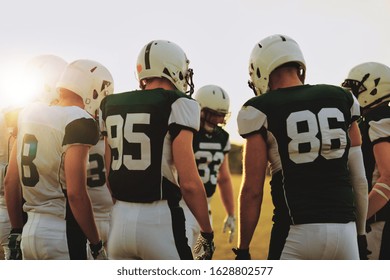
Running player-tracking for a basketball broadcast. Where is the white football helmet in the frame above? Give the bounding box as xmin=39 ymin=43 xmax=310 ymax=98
xmin=136 ymin=40 xmax=194 ymax=95
xmin=342 ymin=62 xmax=390 ymax=109
xmin=56 ymin=59 xmax=114 ymax=114
xmin=24 ymin=55 xmax=67 ymax=104
xmin=194 ymin=84 xmax=230 ymax=133
xmin=248 ymin=34 xmax=306 ymax=96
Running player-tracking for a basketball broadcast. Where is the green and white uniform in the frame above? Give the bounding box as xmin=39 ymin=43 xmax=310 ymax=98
xmin=359 ymin=103 xmax=390 ymax=259
xmin=180 ymin=127 xmax=230 ymax=250
xmin=100 ymin=88 xmax=200 ymax=260
xmin=86 ymin=138 xmax=113 ymax=259
xmin=16 ymin=102 xmax=99 ymax=260
xmin=193 ymin=127 xmax=230 ymax=198
xmin=238 ymin=84 xmax=361 ymax=259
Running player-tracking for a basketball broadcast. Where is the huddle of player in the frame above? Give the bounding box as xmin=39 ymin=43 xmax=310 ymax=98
xmin=0 ymin=35 xmax=389 ymax=260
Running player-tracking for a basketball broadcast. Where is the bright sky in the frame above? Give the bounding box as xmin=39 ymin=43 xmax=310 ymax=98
xmin=0 ymin=0 xmax=389 ymax=144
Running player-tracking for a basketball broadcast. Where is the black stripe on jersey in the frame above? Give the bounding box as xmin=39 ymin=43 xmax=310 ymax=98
xmin=167 ymin=199 xmax=193 ymax=260
xmin=63 ymin=118 xmax=100 ymax=146
xmin=372 ymin=136 xmax=390 ymax=146
xmin=240 ymin=126 xmax=267 ymax=140
xmin=145 ymin=41 xmax=154 ymax=69
xmin=162 ymin=177 xmax=182 ymax=203
xmin=169 ymin=123 xmax=197 ymax=141
xmin=267 ymin=220 xmax=290 ymax=260
xmin=65 ymin=199 xmax=87 ymax=259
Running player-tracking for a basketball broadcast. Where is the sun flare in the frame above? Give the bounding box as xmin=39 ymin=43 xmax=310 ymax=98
xmin=0 ymin=61 xmax=40 ymax=109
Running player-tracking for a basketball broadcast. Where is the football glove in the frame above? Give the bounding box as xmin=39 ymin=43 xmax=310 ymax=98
xmin=89 ymin=240 xmax=108 ymax=260
xmin=357 ymin=235 xmax=371 ymax=260
xmin=223 ymin=215 xmax=236 ymax=243
xmin=366 ymin=224 xmax=372 ymax=233
xmin=193 ymin=231 xmax=215 ymax=260
xmin=232 ymin=248 xmax=251 ymax=260
xmin=7 ymin=229 xmax=22 ymax=260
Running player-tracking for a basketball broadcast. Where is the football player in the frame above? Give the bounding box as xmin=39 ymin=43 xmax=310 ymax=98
xmin=0 ymin=107 xmax=19 ymax=259
xmin=180 ymin=84 xmax=235 ymax=255
xmin=234 ymin=34 xmax=367 ymax=260
xmin=342 ymin=62 xmax=390 ymax=259
xmin=5 ymin=59 xmax=113 ymax=259
xmin=100 ymin=40 xmax=214 ymax=260
xmin=86 ymin=110 xmax=113 ymax=259
xmin=1 ymin=55 xmax=67 ymax=260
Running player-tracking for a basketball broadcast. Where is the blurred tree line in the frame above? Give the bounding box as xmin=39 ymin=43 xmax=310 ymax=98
xmin=228 ymin=143 xmax=243 ymax=174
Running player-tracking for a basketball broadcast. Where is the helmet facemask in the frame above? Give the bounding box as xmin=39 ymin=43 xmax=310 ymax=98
xmin=194 ymin=84 xmax=230 ymax=134
xmin=200 ymin=107 xmax=230 ymax=134
xmin=342 ymin=62 xmax=390 ymax=110
xmin=185 ymin=68 xmax=194 ymax=96
xmin=341 ymin=73 xmax=369 ymax=100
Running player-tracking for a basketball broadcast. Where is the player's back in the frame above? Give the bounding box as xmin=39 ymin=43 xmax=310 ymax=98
xmin=238 ymin=84 xmax=360 ymax=224
xmin=100 ymin=89 xmax=200 ymax=203
xmin=17 ymin=102 xmax=98 ymax=218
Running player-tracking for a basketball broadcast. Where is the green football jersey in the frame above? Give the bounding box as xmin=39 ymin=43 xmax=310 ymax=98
xmin=237 ymin=84 xmax=360 ymax=224
xmin=100 ymin=88 xmax=200 ymax=203
xmin=192 ymin=127 xmax=230 ymax=197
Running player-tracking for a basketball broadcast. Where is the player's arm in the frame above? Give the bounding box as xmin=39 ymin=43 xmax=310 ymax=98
xmin=4 ymin=142 xmax=24 ymax=230
xmin=65 ymin=144 xmax=100 ymax=245
xmin=173 ymin=129 xmax=212 ymax=234
xmin=347 ymin=121 xmax=368 ymax=235
xmin=238 ymin=133 xmax=267 ymax=250
xmin=217 ymin=154 xmax=235 ymax=217
xmin=367 ymin=141 xmax=390 ymax=219
xmin=217 ymin=154 xmax=236 ymax=243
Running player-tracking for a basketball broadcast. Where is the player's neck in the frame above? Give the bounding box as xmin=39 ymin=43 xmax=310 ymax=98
xmin=269 ymin=67 xmax=303 ymax=90
xmin=144 ymin=78 xmax=176 ymax=91
xmin=57 ymin=89 xmax=85 ymax=109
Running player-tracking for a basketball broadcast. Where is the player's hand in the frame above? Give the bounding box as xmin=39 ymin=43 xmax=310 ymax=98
xmin=7 ymin=229 xmax=22 ymax=260
xmin=89 ymin=240 xmax=108 ymax=260
xmin=357 ymin=235 xmax=371 ymax=260
xmin=193 ymin=232 xmax=215 ymax=260
xmin=232 ymin=248 xmax=251 ymax=260
xmin=222 ymin=215 xmax=236 ymax=243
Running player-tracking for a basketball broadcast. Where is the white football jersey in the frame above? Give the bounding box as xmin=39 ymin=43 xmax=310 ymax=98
xmin=17 ymin=102 xmax=99 ymax=219
xmin=87 ymin=139 xmax=113 ymax=219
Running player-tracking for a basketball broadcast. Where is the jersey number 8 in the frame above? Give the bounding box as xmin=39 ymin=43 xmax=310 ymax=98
xmin=20 ymin=134 xmax=39 ymax=187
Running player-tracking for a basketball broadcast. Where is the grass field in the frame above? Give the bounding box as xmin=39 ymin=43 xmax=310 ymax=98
xmin=210 ymin=174 xmax=273 ymax=260
xmin=0 ymin=174 xmax=271 ymax=261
